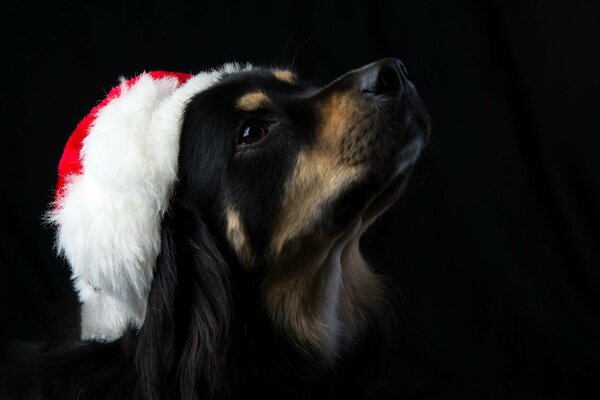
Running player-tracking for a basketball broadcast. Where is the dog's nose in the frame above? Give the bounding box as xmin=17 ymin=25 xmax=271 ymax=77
xmin=360 ymin=58 xmax=407 ymax=96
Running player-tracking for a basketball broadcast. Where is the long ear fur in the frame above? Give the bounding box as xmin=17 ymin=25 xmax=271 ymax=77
xmin=135 ymin=199 xmax=232 ymax=400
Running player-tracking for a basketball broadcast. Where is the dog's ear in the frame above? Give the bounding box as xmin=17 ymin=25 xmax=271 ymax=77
xmin=134 ymin=199 xmax=232 ymax=400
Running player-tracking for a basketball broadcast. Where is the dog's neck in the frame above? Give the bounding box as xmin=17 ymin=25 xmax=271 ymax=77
xmin=261 ymin=222 xmax=384 ymax=360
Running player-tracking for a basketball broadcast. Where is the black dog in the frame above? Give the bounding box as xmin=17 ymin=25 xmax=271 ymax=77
xmin=44 ymin=58 xmax=430 ymax=400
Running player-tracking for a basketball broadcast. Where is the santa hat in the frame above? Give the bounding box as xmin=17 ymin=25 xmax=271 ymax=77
xmin=49 ymin=63 xmax=252 ymax=342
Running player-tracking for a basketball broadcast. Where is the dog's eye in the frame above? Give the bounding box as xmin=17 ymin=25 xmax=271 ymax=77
xmin=238 ymin=122 xmax=269 ymax=146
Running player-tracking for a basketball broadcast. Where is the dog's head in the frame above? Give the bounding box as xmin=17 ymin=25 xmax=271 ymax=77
xmin=49 ymin=59 xmax=430 ymax=399
xmin=175 ymin=58 xmax=430 ymax=353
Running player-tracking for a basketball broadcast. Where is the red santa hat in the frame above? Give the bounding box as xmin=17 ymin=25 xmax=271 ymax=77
xmin=49 ymin=64 xmax=252 ymax=342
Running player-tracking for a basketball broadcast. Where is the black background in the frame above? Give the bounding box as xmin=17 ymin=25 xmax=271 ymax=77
xmin=1 ymin=1 xmax=599 ymax=399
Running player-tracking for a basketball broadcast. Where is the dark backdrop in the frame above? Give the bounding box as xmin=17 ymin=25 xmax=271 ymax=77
xmin=1 ymin=1 xmax=599 ymax=399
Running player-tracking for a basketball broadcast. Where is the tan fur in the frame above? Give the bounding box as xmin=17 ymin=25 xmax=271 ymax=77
xmin=272 ymin=69 xmax=296 ymax=84
xmin=337 ymin=237 xmax=385 ymax=328
xmin=263 ymin=234 xmax=335 ymax=353
xmin=270 ymin=92 xmax=365 ymax=255
xmin=270 ymin=151 xmax=363 ymax=256
xmin=320 ymin=93 xmax=361 ymax=144
xmin=263 ymin=222 xmax=383 ymax=358
xmin=225 ymin=207 xmax=253 ymax=267
xmin=236 ymin=91 xmax=271 ymax=112
xmin=263 ymin=91 xmax=383 ymax=358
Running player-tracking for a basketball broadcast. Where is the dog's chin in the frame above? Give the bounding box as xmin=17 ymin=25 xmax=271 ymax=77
xmin=328 ymin=119 xmax=427 ymax=237
xmin=394 ymin=134 xmax=425 ymax=176
xmin=359 ymin=127 xmax=426 ymax=229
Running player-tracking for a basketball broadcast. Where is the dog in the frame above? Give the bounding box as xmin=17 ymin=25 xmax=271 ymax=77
xmin=43 ymin=58 xmax=430 ymax=400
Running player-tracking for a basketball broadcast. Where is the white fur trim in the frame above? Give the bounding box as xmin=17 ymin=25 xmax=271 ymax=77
xmin=49 ymin=63 xmax=253 ymax=341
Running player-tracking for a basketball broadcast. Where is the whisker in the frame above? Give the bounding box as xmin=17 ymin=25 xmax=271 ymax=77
xmin=290 ymin=35 xmax=313 ymax=71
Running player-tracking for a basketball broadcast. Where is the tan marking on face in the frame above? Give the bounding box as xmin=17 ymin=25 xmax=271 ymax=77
xmin=225 ymin=207 xmax=253 ymax=267
xmin=270 ymin=152 xmax=362 ymax=255
xmin=236 ymin=91 xmax=271 ymax=112
xmin=262 ymin=90 xmax=386 ymax=358
xmin=270 ymin=92 xmax=366 ymax=256
xmin=272 ymin=69 xmax=296 ymax=84
xmin=320 ymin=92 xmax=360 ymax=145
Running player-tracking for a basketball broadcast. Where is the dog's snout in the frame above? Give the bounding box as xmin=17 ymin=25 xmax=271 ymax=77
xmin=360 ymin=58 xmax=407 ymax=96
